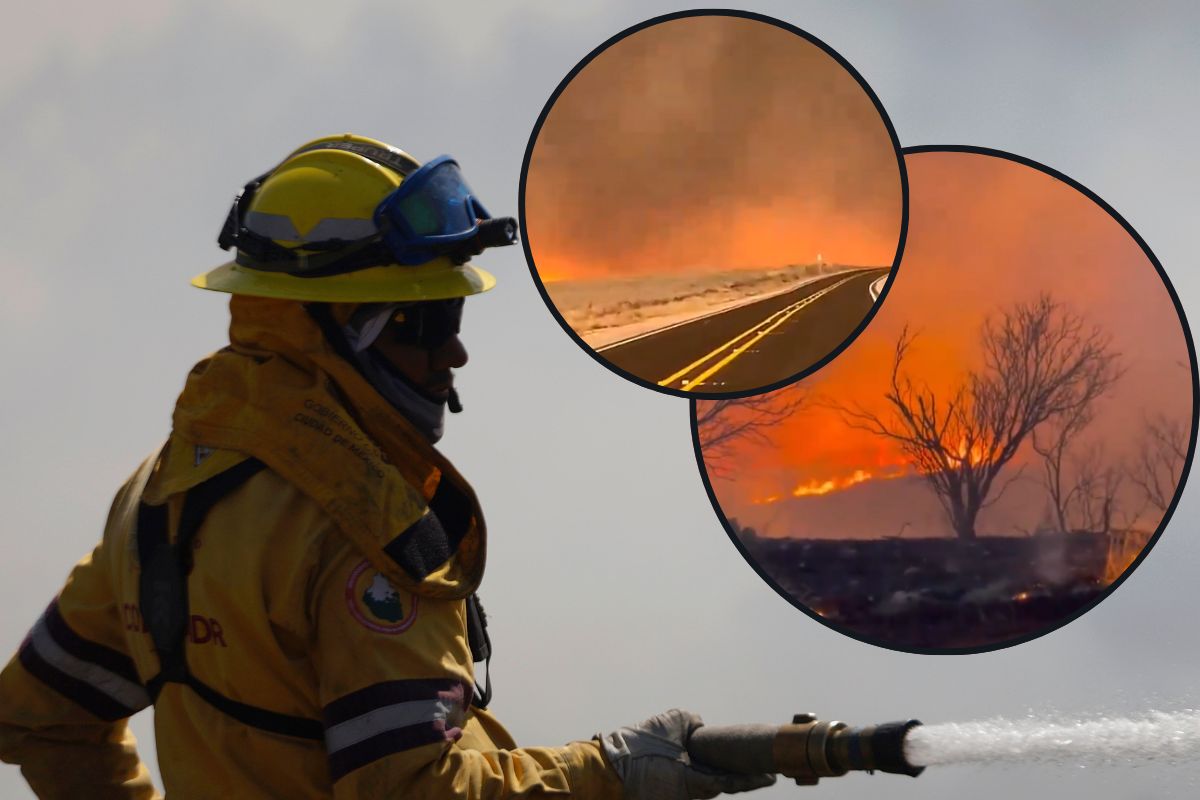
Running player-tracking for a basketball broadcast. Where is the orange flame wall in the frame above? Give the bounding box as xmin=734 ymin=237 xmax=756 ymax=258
xmin=525 ymin=15 xmax=903 ymax=282
xmin=702 ymin=151 xmax=1193 ymax=537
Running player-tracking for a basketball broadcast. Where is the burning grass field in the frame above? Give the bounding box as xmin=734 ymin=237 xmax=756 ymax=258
xmin=542 ymin=263 xmax=857 ymax=349
xmin=739 ymin=531 xmax=1117 ymax=650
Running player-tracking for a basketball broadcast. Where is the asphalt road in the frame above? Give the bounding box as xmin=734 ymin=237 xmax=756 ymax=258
xmin=598 ymin=268 xmax=890 ymax=393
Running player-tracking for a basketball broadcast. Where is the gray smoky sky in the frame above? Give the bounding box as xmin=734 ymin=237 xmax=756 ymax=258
xmin=2 ymin=3 xmax=1199 ymax=800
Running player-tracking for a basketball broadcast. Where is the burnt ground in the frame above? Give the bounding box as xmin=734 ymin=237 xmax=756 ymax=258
xmin=738 ymin=532 xmax=1110 ymax=650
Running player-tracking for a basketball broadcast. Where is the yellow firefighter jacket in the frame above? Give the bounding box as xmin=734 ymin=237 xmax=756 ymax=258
xmin=0 ymin=297 xmax=622 ymax=799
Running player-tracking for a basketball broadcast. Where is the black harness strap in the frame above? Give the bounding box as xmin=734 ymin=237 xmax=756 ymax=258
xmin=465 ymin=593 xmax=493 ymax=710
xmin=140 ymin=448 xmax=498 ymax=723
xmin=136 ymin=502 xmax=178 ymax=691
xmin=187 ymin=673 xmax=324 ymax=740
xmin=138 ymin=458 xmax=325 ymax=741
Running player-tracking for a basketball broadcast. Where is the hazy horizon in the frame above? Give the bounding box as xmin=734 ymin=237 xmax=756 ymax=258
xmin=704 ymin=151 xmax=1192 ymax=549
xmin=524 ymin=13 xmax=903 ymax=282
xmin=4 ymin=3 xmax=1200 ymax=799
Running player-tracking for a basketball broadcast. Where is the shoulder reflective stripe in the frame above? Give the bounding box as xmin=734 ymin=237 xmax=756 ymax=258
xmin=19 ymin=603 xmax=150 ymax=719
xmin=322 ymin=679 xmax=468 ymax=782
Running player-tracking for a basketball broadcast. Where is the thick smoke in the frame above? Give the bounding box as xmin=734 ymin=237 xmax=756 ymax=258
xmin=526 ymin=16 xmax=902 ymax=280
xmin=706 ymin=152 xmax=1193 ymax=539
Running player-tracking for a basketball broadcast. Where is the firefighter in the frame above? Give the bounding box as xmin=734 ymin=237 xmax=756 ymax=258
xmin=0 ymin=135 xmax=775 ymax=799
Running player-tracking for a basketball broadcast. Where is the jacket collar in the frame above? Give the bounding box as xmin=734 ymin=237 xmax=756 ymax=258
xmin=145 ymin=296 xmax=485 ymax=599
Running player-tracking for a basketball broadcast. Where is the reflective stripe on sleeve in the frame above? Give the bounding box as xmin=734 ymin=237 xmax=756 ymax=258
xmin=323 ymin=679 xmax=468 ymax=781
xmin=18 ymin=600 xmax=150 ymax=720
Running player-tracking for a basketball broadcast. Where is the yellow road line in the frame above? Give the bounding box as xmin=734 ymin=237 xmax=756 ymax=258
xmin=656 ymin=296 xmax=815 ymax=387
xmin=679 ymin=277 xmax=854 ymax=388
xmin=657 ymin=273 xmax=861 ymax=390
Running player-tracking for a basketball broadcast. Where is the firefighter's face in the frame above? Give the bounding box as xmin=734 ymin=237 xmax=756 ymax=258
xmin=372 ymin=331 xmax=468 ymax=401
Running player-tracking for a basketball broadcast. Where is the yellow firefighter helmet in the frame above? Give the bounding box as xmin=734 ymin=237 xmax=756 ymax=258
xmin=192 ymin=133 xmax=514 ymax=303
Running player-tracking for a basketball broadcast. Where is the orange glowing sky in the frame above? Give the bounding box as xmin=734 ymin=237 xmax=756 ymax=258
xmin=702 ymin=150 xmax=1194 ymax=538
xmin=524 ymin=15 xmax=902 ymax=282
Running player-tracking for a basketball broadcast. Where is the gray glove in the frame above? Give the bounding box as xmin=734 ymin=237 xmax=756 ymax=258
xmin=599 ymin=709 xmax=777 ymax=800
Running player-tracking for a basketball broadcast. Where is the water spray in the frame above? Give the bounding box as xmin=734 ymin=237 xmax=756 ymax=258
xmin=904 ymin=710 xmax=1200 ymax=768
xmin=690 ymin=709 xmax=1200 ymax=783
xmin=688 ymin=713 xmax=924 ymax=785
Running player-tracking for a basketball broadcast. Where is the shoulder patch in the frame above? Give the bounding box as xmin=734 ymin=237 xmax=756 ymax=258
xmin=345 ymin=559 xmax=419 ymax=634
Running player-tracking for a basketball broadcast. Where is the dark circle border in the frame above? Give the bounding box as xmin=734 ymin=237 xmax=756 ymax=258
xmin=517 ymin=7 xmax=910 ymax=401
xmin=689 ymin=143 xmax=1200 ymax=655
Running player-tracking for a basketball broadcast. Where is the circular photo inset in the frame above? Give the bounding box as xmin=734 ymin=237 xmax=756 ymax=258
xmin=694 ymin=147 xmax=1196 ymax=653
xmin=521 ymin=10 xmax=906 ymax=398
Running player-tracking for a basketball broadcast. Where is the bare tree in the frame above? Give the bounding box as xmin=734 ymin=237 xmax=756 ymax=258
xmin=1072 ymin=446 xmax=1124 ymax=534
xmin=1031 ymin=415 xmax=1088 ymax=534
xmin=1031 ymin=362 xmax=1123 ymax=533
xmin=1131 ymin=413 xmax=1189 ymax=515
xmin=837 ymin=295 xmax=1120 ymax=540
xmin=696 ymin=390 xmax=804 ymax=478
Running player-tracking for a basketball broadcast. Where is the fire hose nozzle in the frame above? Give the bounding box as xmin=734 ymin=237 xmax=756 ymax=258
xmin=686 ymin=714 xmax=924 ymax=786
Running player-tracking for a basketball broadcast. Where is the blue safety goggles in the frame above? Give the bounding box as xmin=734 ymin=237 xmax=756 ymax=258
xmin=220 ymin=148 xmax=516 ymax=276
xmin=376 ymin=155 xmax=497 ymax=265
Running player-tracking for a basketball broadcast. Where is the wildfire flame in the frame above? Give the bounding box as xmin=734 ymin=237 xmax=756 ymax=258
xmin=953 ymin=436 xmax=988 ymax=467
xmin=793 ymin=469 xmax=874 ymax=497
xmin=751 ymin=464 xmax=910 ymax=504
